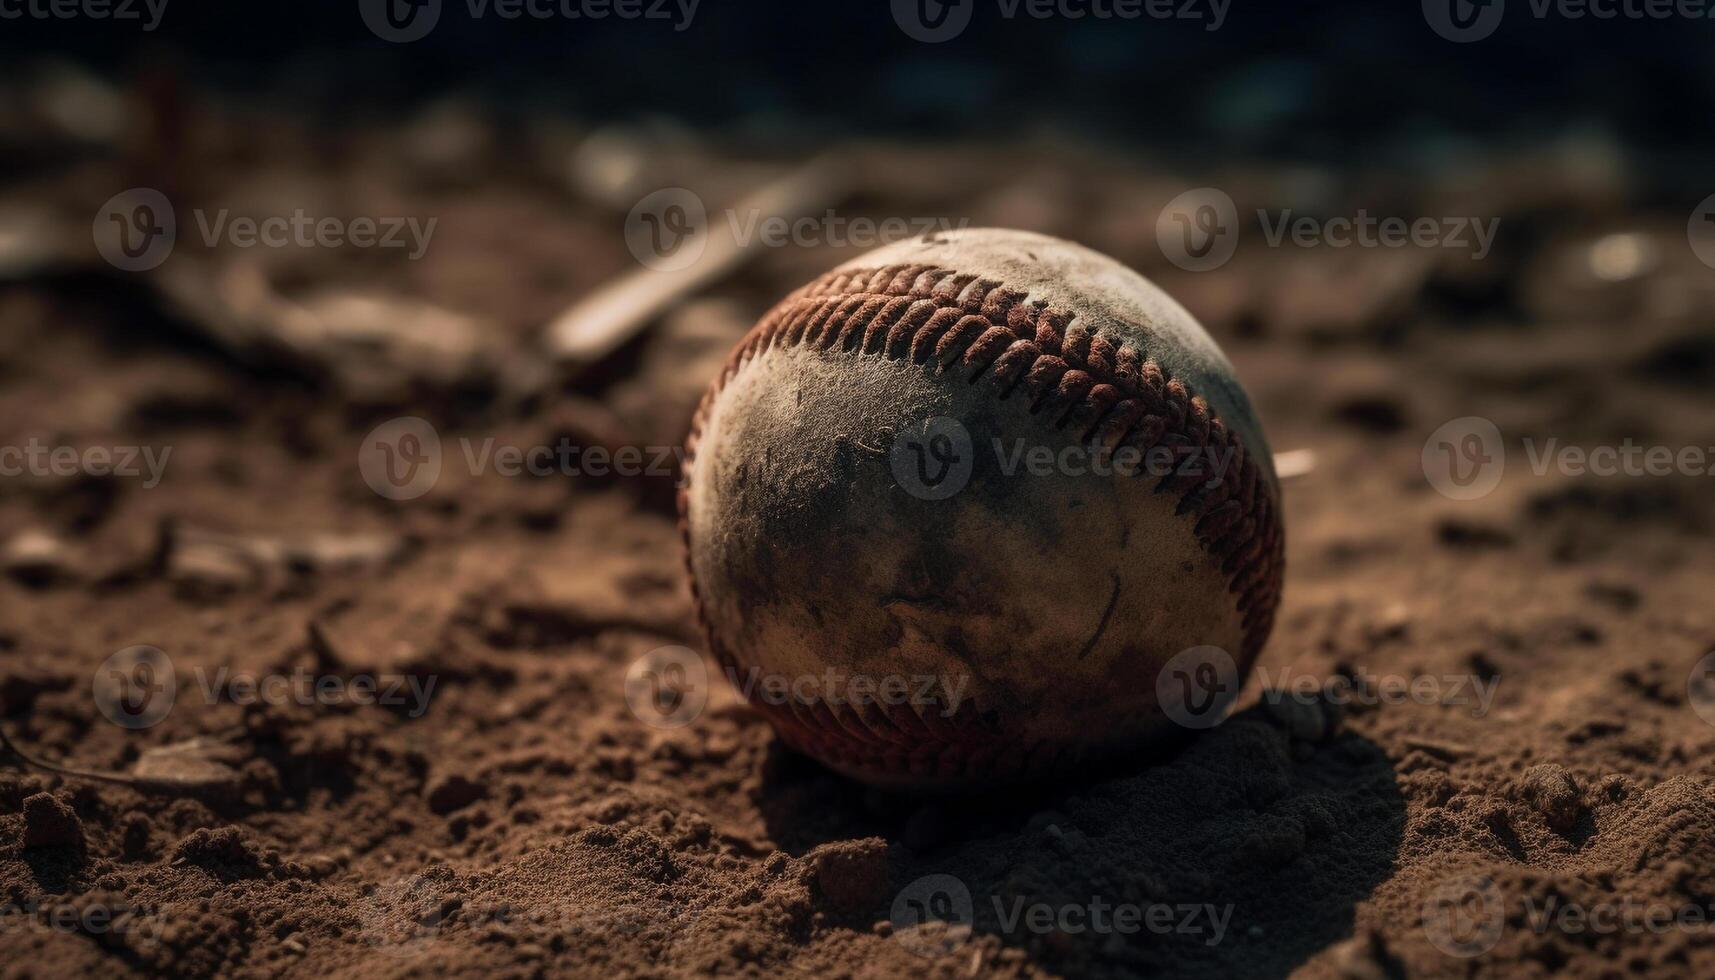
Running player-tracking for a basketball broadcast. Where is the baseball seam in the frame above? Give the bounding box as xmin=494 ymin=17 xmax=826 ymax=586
xmin=678 ymin=262 xmax=1285 ymax=781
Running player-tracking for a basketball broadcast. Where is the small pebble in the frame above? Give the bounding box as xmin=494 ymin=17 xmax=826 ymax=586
xmin=2 ymin=529 xmax=78 ymax=587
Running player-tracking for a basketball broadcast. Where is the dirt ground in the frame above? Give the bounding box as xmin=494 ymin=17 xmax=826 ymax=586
xmin=3 ymin=91 xmax=1715 ymax=979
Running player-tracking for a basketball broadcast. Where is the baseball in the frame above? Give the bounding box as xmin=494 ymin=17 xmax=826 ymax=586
xmin=679 ymin=228 xmax=1283 ymax=790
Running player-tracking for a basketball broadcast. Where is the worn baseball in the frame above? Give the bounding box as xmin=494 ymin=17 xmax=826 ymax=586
xmin=679 ymin=228 xmax=1283 ymax=790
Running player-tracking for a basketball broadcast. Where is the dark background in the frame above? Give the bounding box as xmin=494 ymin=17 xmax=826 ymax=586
xmin=3 ymin=0 xmax=1710 ymax=163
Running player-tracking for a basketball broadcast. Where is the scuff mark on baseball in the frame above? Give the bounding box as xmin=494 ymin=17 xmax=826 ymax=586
xmin=678 ymin=228 xmax=1284 ymax=791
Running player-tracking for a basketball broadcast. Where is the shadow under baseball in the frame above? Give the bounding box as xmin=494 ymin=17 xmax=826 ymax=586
xmin=756 ymin=706 xmax=1404 ymax=980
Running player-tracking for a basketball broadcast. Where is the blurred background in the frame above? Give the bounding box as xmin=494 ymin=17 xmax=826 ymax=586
xmin=6 ymin=0 xmax=1714 ymax=159
xmin=6 ymin=0 xmax=1712 ymax=407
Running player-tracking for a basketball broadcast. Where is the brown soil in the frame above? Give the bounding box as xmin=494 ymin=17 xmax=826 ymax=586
xmin=3 ymin=102 xmax=1715 ymax=979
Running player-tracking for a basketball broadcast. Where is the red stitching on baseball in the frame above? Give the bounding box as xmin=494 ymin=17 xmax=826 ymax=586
xmin=678 ymin=264 xmax=1285 ymax=781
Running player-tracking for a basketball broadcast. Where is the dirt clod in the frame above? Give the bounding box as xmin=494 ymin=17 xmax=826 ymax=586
xmin=21 ymin=792 xmax=84 ymax=850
